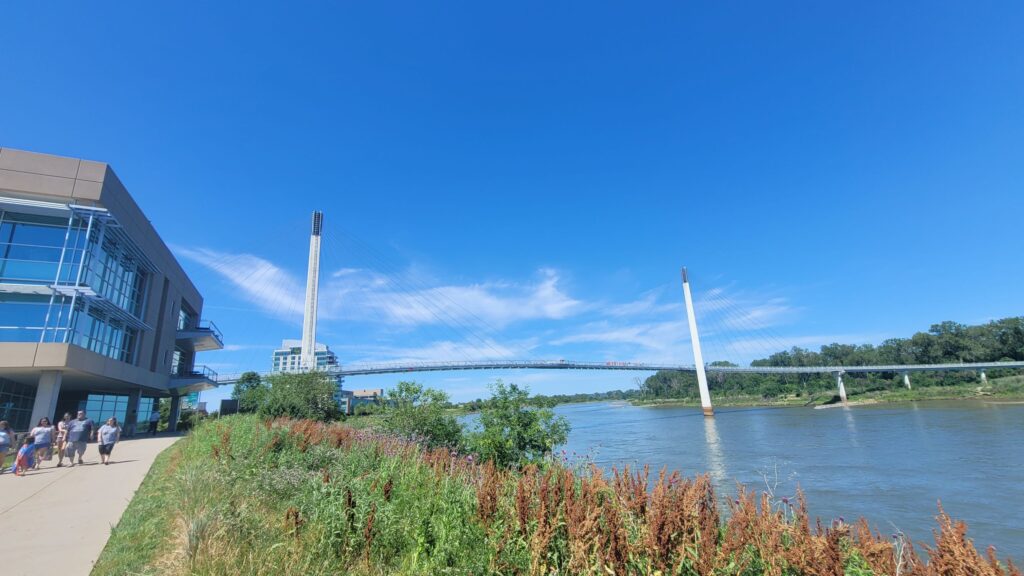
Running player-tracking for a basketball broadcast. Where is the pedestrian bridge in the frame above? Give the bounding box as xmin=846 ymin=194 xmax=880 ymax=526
xmin=220 ymin=359 xmax=1024 ymax=381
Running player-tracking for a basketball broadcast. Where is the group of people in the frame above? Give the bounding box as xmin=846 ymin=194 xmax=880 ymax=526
xmin=0 ymin=411 xmax=123 ymax=476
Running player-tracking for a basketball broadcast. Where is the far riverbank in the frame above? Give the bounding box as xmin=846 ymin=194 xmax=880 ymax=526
xmin=627 ymin=374 xmax=1024 ymax=409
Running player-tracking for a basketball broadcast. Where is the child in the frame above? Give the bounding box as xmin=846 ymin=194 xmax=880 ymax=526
xmin=14 ymin=437 xmax=34 ymax=476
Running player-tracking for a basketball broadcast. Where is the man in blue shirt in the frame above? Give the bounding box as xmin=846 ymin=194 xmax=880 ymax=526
xmin=64 ymin=410 xmax=95 ymax=466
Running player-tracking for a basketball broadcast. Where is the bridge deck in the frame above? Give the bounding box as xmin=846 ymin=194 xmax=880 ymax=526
xmin=217 ymin=360 xmax=1024 ymax=384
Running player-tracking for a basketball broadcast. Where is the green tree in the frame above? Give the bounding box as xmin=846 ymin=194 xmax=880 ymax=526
xmin=468 ymin=380 xmax=570 ymax=469
xmin=231 ymin=371 xmax=267 ymax=413
xmin=380 ymin=381 xmax=463 ymax=448
xmin=258 ymin=371 xmax=341 ymax=421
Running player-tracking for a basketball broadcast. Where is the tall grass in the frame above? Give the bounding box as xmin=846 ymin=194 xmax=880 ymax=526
xmin=94 ymin=415 xmax=1019 ymax=575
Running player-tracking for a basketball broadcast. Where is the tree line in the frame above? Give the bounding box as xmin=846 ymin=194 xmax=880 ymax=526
xmin=642 ymin=317 xmax=1024 ymax=401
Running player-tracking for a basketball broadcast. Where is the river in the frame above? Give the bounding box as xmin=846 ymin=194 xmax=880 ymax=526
xmin=549 ymin=399 xmax=1023 ymax=561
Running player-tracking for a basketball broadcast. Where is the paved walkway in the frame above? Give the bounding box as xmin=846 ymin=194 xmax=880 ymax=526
xmin=0 ymin=435 xmax=181 ymax=576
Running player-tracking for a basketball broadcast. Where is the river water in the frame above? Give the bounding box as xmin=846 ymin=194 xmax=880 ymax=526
xmin=550 ymin=400 xmax=1023 ymax=561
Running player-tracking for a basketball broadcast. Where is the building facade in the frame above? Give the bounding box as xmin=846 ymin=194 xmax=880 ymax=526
xmin=337 ymin=388 xmax=382 ymax=416
xmin=271 ymin=339 xmax=338 ymax=373
xmin=0 ymin=147 xmax=222 ymax=433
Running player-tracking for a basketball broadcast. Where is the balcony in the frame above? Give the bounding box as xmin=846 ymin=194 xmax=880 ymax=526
xmin=169 ymin=364 xmax=219 ymax=394
xmin=176 ymin=320 xmax=224 ymax=352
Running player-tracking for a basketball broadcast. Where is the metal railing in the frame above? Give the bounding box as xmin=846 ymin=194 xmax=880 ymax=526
xmin=215 ymin=359 xmax=1024 ymax=384
xmin=195 ymin=320 xmax=223 ymax=343
xmin=174 ymin=364 xmax=219 ymax=382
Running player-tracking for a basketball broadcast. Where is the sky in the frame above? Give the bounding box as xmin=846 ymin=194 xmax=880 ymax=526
xmin=3 ymin=2 xmax=1023 ymax=404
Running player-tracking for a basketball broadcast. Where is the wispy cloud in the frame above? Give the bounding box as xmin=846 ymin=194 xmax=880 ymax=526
xmin=176 ymin=247 xmax=305 ymax=320
xmin=178 ymin=246 xmax=586 ymax=329
xmin=221 ymin=343 xmax=278 ymax=352
xmin=336 ymin=337 xmax=539 ymax=365
xmin=325 ymin=267 xmax=585 ymax=328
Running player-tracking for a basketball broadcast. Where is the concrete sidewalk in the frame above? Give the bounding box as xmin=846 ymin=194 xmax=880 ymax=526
xmin=0 ymin=435 xmax=181 ymax=576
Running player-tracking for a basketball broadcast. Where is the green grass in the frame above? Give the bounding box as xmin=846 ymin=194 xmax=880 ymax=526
xmin=94 ymin=414 xmax=1020 ymax=576
xmin=92 ymin=442 xmax=182 ymax=575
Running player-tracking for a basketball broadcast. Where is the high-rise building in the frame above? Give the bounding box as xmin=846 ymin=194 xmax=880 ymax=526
xmin=0 ymin=147 xmax=223 ymax=433
xmin=271 ymin=339 xmax=338 ymax=373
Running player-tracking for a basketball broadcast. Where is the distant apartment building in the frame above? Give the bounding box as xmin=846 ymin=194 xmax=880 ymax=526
xmin=338 ymin=388 xmax=383 ymax=415
xmin=0 ymin=147 xmax=223 ymax=433
xmin=271 ymin=339 xmax=338 ymax=373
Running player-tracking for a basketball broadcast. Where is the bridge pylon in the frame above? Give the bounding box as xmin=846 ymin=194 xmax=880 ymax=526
xmin=681 ymin=267 xmax=713 ymax=417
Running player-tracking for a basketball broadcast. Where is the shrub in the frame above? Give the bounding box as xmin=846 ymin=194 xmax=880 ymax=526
xmin=258 ymin=371 xmax=341 ymax=421
xmin=379 ymin=381 xmax=463 ymax=448
xmin=467 ymin=380 xmax=570 ymax=468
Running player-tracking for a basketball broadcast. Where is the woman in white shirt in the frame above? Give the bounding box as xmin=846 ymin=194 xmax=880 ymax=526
xmin=97 ymin=417 xmax=122 ymax=465
xmin=30 ymin=417 xmax=56 ymax=470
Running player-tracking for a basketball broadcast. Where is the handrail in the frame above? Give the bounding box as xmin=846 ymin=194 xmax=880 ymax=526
xmin=214 ymin=359 xmax=1024 ymax=384
xmin=197 ymin=320 xmax=223 ymax=342
xmin=174 ymin=364 xmax=219 ymax=382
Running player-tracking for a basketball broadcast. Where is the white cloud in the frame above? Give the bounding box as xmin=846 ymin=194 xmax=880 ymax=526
xmin=178 ymin=245 xmax=586 ymax=329
xmin=323 ymin=267 xmax=584 ymax=328
xmin=176 ymin=247 xmax=305 ymax=321
xmin=337 ymin=337 xmax=538 ymax=365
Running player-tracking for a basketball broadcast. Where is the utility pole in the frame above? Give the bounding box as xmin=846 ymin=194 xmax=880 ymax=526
xmin=681 ymin=267 xmax=714 ymax=417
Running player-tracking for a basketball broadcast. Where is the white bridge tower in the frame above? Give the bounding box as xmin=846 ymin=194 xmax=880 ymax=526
xmin=301 ymin=211 xmax=323 ymax=371
xmin=682 ymin=267 xmax=714 ymax=417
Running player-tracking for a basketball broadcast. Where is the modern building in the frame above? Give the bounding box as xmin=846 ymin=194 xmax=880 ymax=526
xmin=271 ymin=339 xmax=338 ymax=373
xmin=0 ymin=147 xmax=223 ymax=433
xmin=339 ymin=388 xmax=383 ymax=415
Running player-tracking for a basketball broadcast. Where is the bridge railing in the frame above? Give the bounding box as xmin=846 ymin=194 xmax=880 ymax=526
xmin=214 ymin=359 xmax=1024 ymax=384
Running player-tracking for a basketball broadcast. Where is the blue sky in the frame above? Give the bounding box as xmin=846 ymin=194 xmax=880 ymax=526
xmin=3 ymin=2 xmax=1023 ymax=404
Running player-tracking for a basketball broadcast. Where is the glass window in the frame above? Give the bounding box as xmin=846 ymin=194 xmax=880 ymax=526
xmin=0 ymin=377 xmax=36 ymax=431
xmin=138 ymin=397 xmax=155 ymax=426
xmin=79 ymin=393 xmax=131 ymax=428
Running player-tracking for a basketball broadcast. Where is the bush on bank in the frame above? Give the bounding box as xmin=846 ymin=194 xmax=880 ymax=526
xmin=94 ymin=415 xmax=1020 ymax=576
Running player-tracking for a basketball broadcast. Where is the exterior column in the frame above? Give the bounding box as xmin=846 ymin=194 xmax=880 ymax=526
xmin=29 ymin=371 xmax=62 ymax=429
xmin=836 ymin=372 xmax=848 ymax=404
xmin=903 ymin=372 xmax=911 ymax=390
xmin=980 ymin=371 xmax=987 ymax=384
xmin=168 ymin=395 xmax=182 ymax=433
xmin=125 ymin=388 xmax=142 ymax=437
xmin=681 ymin=268 xmax=713 ymax=417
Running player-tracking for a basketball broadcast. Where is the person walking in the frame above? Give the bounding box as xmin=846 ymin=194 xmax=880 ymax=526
xmin=13 ymin=437 xmax=34 ymax=476
xmin=64 ymin=410 xmax=95 ymax=466
xmin=97 ymin=417 xmax=121 ymax=465
xmin=30 ymin=417 xmax=55 ymax=470
xmin=0 ymin=421 xmax=13 ymax=474
xmin=147 ymin=409 xmax=160 ymax=436
xmin=55 ymin=412 xmax=72 ymax=467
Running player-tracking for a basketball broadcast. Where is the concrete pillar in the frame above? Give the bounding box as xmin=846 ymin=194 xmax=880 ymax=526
xmin=903 ymin=372 xmax=911 ymax=390
xmin=980 ymin=371 xmax=987 ymax=384
xmin=168 ymin=395 xmax=182 ymax=433
xmin=29 ymin=371 xmax=62 ymax=429
xmin=124 ymin=388 xmax=142 ymax=437
xmin=836 ymin=372 xmax=848 ymax=404
xmin=681 ymin=268 xmax=713 ymax=417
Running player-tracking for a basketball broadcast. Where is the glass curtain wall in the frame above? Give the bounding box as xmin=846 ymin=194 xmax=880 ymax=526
xmin=0 ymin=377 xmax=35 ymax=431
xmin=77 ymin=395 xmax=156 ymax=428
xmin=0 ymin=207 xmax=149 ymax=365
xmin=0 ymin=211 xmax=90 ymax=285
